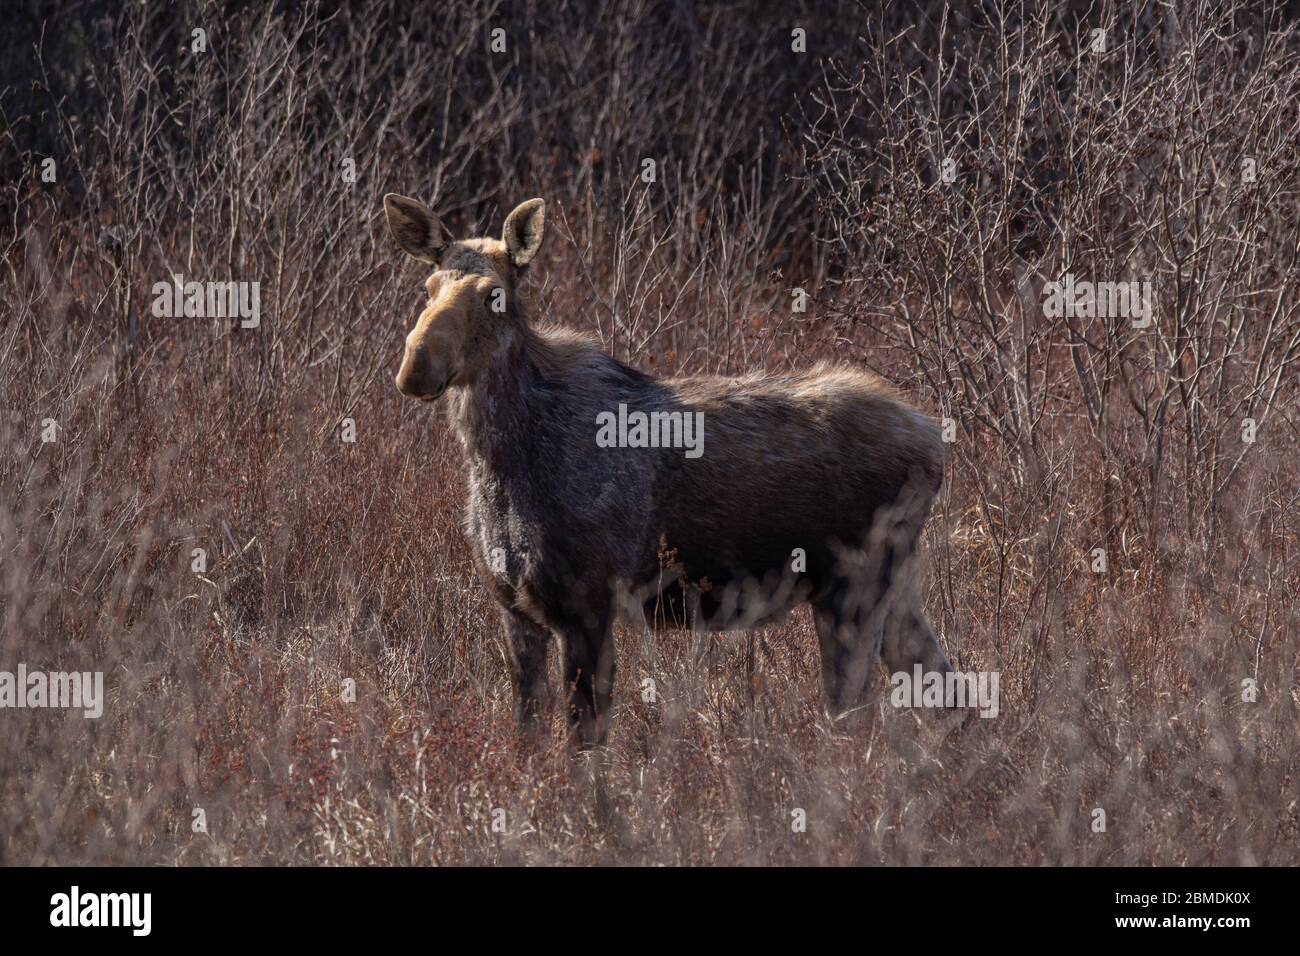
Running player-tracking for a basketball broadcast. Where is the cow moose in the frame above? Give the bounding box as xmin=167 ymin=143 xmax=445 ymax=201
xmin=383 ymin=192 xmax=953 ymax=748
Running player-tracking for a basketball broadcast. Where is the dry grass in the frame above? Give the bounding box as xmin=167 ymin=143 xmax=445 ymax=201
xmin=1 ymin=0 xmax=1297 ymax=865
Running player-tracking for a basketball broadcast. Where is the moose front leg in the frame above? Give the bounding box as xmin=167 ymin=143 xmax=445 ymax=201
xmin=557 ymin=605 xmax=616 ymax=750
xmin=502 ymin=607 xmax=551 ymax=740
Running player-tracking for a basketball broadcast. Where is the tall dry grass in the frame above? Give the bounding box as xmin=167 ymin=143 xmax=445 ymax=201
xmin=1 ymin=0 xmax=1297 ymax=864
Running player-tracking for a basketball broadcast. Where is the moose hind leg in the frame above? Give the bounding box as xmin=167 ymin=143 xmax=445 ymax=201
xmin=877 ymin=531 xmax=952 ymax=682
xmin=875 ymin=505 xmax=953 ymax=685
xmin=880 ymin=600 xmax=952 ymax=678
xmin=812 ymin=586 xmax=884 ymax=720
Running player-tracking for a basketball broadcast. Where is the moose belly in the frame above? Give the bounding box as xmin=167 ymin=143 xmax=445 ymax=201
xmin=635 ymin=522 xmax=827 ymax=630
xmin=639 ymin=570 xmax=815 ymax=631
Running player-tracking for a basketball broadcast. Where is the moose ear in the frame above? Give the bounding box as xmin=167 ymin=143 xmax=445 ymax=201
xmin=502 ymin=198 xmax=546 ymax=267
xmin=384 ymin=193 xmax=446 ymax=262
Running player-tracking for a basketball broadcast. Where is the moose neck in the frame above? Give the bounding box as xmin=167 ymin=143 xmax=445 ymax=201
xmin=448 ymin=321 xmax=557 ymax=475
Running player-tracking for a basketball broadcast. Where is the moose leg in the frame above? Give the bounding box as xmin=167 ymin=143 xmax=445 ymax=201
xmin=875 ymin=502 xmax=954 ymax=689
xmin=812 ymin=584 xmax=884 ymax=720
xmin=880 ymin=597 xmax=953 ymax=678
xmin=502 ymin=607 xmax=551 ymax=739
xmin=877 ymin=538 xmax=952 ymax=680
xmin=557 ymin=603 xmax=616 ymax=749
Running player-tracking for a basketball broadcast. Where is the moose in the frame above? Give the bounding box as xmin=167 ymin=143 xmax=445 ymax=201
xmin=383 ymin=193 xmax=954 ymax=748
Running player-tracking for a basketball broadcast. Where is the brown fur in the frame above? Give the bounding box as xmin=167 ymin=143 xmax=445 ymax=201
xmin=383 ymin=194 xmax=952 ymax=747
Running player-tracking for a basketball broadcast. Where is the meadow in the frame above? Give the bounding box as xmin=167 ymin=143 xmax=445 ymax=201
xmin=1 ymin=0 xmax=1297 ymax=864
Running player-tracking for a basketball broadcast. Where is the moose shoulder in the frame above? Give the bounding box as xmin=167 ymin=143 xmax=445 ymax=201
xmin=383 ymin=192 xmax=953 ymax=748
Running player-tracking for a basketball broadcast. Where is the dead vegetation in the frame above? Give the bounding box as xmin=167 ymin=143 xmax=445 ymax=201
xmin=0 ymin=0 xmax=1297 ymax=864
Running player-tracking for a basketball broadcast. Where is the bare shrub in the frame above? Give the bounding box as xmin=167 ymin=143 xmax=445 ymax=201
xmin=0 ymin=0 xmax=1295 ymax=864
